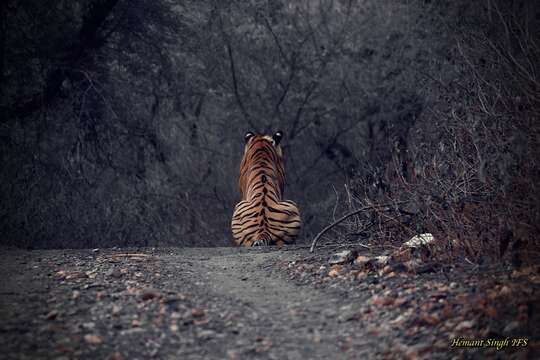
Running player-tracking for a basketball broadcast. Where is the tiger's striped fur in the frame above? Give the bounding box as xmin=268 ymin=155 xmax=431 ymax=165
xmin=231 ymin=131 xmax=301 ymax=247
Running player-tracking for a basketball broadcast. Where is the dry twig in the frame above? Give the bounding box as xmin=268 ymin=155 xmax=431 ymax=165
xmin=310 ymin=201 xmax=409 ymax=252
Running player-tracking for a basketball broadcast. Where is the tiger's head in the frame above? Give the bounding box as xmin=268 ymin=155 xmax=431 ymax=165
xmin=243 ymin=131 xmax=284 ymax=158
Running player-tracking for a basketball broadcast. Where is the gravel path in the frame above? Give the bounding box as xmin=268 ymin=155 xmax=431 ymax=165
xmin=0 ymin=246 xmax=537 ymax=359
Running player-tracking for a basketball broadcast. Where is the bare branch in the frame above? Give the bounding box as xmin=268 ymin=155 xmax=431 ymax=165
xmin=217 ymin=8 xmax=256 ymax=130
xmin=310 ymin=201 xmax=409 ymax=252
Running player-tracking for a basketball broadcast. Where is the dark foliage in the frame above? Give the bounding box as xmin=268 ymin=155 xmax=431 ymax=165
xmin=1 ymin=0 xmax=538 ymax=261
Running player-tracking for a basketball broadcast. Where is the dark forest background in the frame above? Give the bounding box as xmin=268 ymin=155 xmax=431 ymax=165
xmin=1 ymin=0 xmax=539 ymax=263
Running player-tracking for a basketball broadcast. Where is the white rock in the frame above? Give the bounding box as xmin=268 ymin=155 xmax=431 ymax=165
xmin=328 ymin=250 xmax=356 ymax=265
xmin=455 ymin=320 xmax=475 ymax=331
xmin=404 ymin=233 xmax=435 ymax=248
xmin=197 ymin=330 xmax=216 ymax=339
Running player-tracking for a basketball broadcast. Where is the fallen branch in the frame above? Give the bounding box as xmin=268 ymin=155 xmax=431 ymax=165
xmin=309 ymin=201 xmax=409 ymax=253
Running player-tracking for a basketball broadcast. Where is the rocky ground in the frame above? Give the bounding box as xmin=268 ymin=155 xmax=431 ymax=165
xmin=0 ymin=245 xmax=538 ymax=359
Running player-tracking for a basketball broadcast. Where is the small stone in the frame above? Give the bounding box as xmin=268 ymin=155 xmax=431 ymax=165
xmin=141 ymin=288 xmax=160 ymax=301
xmin=356 ymin=271 xmax=368 ymax=280
xmin=394 ymin=297 xmax=408 ymax=307
xmin=112 ymin=304 xmax=122 ymax=315
xmin=371 ymin=295 xmax=394 ymax=306
xmin=197 ymin=330 xmax=216 ymax=339
xmin=404 ymin=233 xmax=435 ymax=248
xmin=455 ymin=320 xmax=475 ymax=331
xmin=92 ymin=248 xmax=100 ymax=253
xmin=170 ymin=312 xmax=182 ymax=319
xmin=84 ymin=334 xmax=102 ymax=345
xmin=67 ymin=271 xmax=88 ymax=280
xmin=500 ymin=285 xmax=511 ymax=295
xmin=84 ymin=270 xmax=96 ymax=279
xmin=120 ymin=328 xmax=144 ymax=336
xmin=421 ymin=314 xmax=440 ymax=325
xmin=328 ymin=265 xmax=341 ymax=277
xmin=108 ymin=352 xmax=125 ymax=360
xmin=329 ymin=250 xmax=357 ymax=265
xmin=161 ymin=294 xmax=187 ymax=304
xmin=390 ymin=314 xmax=407 ymax=324
xmin=45 ymin=310 xmax=59 ymax=320
xmin=354 ymin=255 xmax=371 ymax=266
xmin=375 ymin=255 xmax=389 ymax=265
xmin=106 ymin=268 xmax=122 ymax=278
xmin=503 ymin=321 xmax=520 ymax=333
xmin=72 ymin=290 xmax=81 ymax=300
xmin=82 ymin=322 xmax=96 ymax=330
xmin=191 ymin=308 xmax=206 ymax=318
xmin=484 ymin=306 xmax=498 ymax=318
xmin=322 ymin=308 xmax=338 ymax=318
xmin=337 ymin=304 xmax=359 ymax=322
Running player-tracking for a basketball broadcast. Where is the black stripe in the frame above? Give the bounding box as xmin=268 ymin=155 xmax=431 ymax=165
xmin=232 ymin=217 xmax=259 ymax=227
xmin=235 ymin=210 xmax=261 ymax=219
xmin=264 ymin=229 xmax=285 ymax=242
xmin=239 ymin=222 xmax=261 ymax=232
xmin=267 ymin=217 xmax=301 ymax=225
xmin=235 ymin=201 xmax=259 ymax=213
xmin=240 ymin=228 xmax=259 ymax=243
xmin=266 ymin=206 xmax=294 ymax=215
xmin=267 ymin=222 xmax=300 ymax=231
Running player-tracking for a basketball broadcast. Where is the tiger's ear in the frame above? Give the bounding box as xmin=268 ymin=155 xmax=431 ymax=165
xmin=245 ymin=131 xmax=255 ymax=143
xmin=272 ymin=131 xmax=283 ymax=146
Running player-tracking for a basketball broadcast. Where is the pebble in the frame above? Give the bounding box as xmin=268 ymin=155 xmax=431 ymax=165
xmin=328 ymin=250 xmax=357 ymax=265
xmin=82 ymin=322 xmax=95 ymax=330
xmin=455 ymin=320 xmax=475 ymax=331
xmin=105 ymin=268 xmax=122 ymax=278
xmin=196 ymin=330 xmax=216 ymax=339
xmin=45 ymin=310 xmax=59 ymax=320
xmin=503 ymin=321 xmax=520 ymax=333
xmin=140 ymin=288 xmax=160 ymax=301
xmin=83 ymin=334 xmax=102 ymax=344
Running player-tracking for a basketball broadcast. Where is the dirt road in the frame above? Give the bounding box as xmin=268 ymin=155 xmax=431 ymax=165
xmin=0 ymin=246 xmax=537 ymax=359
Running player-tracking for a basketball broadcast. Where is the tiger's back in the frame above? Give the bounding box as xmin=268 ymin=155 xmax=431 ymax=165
xmin=231 ymin=131 xmax=301 ymax=247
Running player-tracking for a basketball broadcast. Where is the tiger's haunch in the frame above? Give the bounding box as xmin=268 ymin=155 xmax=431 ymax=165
xmin=231 ymin=131 xmax=301 ymax=247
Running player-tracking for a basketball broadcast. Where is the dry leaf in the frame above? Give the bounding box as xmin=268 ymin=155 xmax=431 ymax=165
xmin=484 ymin=306 xmax=498 ymax=318
xmin=371 ymin=296 xmax=394 ymax=306
xmin=328 ymin=265 xmax=341 ymax=277
xmin=354 ymin=255 xmax=371 ymax=265
xmin=421 ymin=314 xmax=440 ymax=326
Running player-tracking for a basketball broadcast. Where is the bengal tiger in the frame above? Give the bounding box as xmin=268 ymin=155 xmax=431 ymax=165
xmin=231 ymin=131 xmax=301 ymax=247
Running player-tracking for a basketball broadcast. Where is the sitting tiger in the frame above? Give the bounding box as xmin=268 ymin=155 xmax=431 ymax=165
xmin=231 ymin=131 xmax=301 ymax=247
